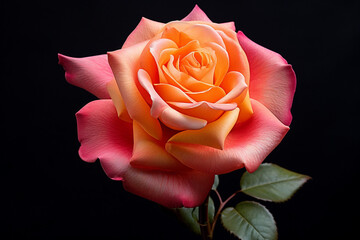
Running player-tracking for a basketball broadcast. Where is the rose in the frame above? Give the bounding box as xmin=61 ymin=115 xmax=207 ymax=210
xmin=58 ymin=5 xmax=295 ymax=208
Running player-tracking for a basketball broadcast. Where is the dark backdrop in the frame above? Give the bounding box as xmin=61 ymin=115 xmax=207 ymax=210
xmin=3 ymin=0 xmax=359 ymax=239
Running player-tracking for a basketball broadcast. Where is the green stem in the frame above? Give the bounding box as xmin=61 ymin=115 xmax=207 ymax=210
xmin=199 ymin=195 xmax=212 ymax=240
xmin=199 ymin=190 xmax=243 ymax=239
xmin=210 ymin=189 xmax=242 ymax=238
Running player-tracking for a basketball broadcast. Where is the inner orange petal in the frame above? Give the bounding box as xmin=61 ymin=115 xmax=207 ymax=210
xmin=167 ymin=108 xmax=239 ymax=150
xmin=161 ymin=26 xmax=193 ymax=47
xmin=180 ymin=49 xmax=216 ymax=85
xmin=107 ymin=45 xmax=162 ymax=140
xmin=182 ymin=23 xmax=226 ymax=49
xmin=202 ymin=42 xmax=229 ymax=86
xmin=172 ymin=40 xmax=201 ymax=59
xmin=149 ymin=38 xmax=178 ymax=84
xmin=236 ymin=91 xmax=253 ymax=124
xmin=131 ymin=121 xmax=189 ymax=171
xmin=160 ymin=107 xmax=207 ymax=130
xmin=217 ymin=30 xmax=250 ymax=85
xmin=197 ymin=60 xmax=215 ymax=84
xmin=168 ymin=101 xmax=236 ymax=122
xmin=154 ymin=83 xmax=195 ymax=103
xmin=163 ymin=58 xmax=214 ymax=92
xmin=158 ymin=48 xmax=177 ymax=66
xmin=106 ymin=79 xmax=132 ymax=122
xmin=217 ymin=71 xmax=247 ymax=104
xmin=185 ymin=86 xmax=226 ymax=103
xmin=139 ymin=41 xmax=160 ymax=84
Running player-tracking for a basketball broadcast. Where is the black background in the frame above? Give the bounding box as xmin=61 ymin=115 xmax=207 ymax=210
xmin=3 ymin=0 xmax=359 ymax=239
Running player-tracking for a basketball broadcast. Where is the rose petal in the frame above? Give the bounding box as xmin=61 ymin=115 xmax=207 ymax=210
xmin=107 ymin=41 xmax=163 ymax=140
xmin=184 ymin=21 xmax=236 ymax=40
xmin=106 ymin=79 xmax=132 ymax=122
xmin=150 ymin=38 xmax=178 ymax=63
xmin=139 ymin=41 xmax=162 ymax=85
xmin=160 ymin=107 xmax=208 ymax=130
xmin=220 ymin=22 xmax=236 ymax=31
xmin=169 ymin=102 xmax=237 ymax=111
xmin=120 ymin=167 xmax=214 ymax=208
xmin=237 ymin=31 xmax=296 ymax=126
xmin=181 ymin=50 xmax=216 ymax=85
xmin=149 ymin=38 xmax=178 ymax=84
xmin=236 ymin=91 xmax=254 ymax=124
xmin=130 ymin=121 xmax=189 ymax=171
xmin=216 ymin=31 xmax=250 ymax=85
xmin=168 ymin=101 xmax=237 ymax=122
xmin=76 ymin=99 xmax=214 ymax=208
xmin=151 ymin=39 xmax=211 ymax=86
xmin=169 ymin=40 xmax=201 ymax=64
xmin=164 ymin=21 xmax=226 ymax=49
xmin=168 ymin=108 xmax=239 ymax=150
xmin=182 ymin=24 xmax=226 ymax=49
xmin=186 ymin=86 xmax=226 ymax=103
xmin=162 ymin=63 xmax=213 ymax=92
xmin=137 ymin=69 xmax=168 ymax=118
xmin=182 ymin=5 xmax=212 ymax=22
xmin=202 ymin=42 xmax=229 ymax=86
xmin=100 ymin=152 xmax=215 ymax=207
xmin=217 ymin=71 xmax=247 ymax=104
xmin=162 ymin=52 xmax=215 ymax=92
xmin=58 ymin=54 xmax=112 ymax=99
xmin=154 ymin=83 xmax=195 ymax=103
xmin=168 ymin=52 xmax=215 ymax=85
xmin=138 ymin=69 xmax=207 ymax=130
xmin=210 ymin=31 xmax=253 ymax=124
xmin=122 ymin=17 xmax=165 ymax=48
xmin=166 ymin=99 xmax=289 ymax=174
xmin=161 ymin=26 xmax=194 ymax=47
xmin=76 ymin=100 xmax=133 ymax=165
xmin=182 ymin=5 xmax=236 ymax=31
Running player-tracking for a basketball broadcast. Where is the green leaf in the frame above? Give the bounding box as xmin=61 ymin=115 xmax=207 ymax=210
xmin=221 ymin=201 xmax=277 ymax=240
xmin=172 ymin=207 xmax=201 ymax=235
xmin=212 ymin=175 xmax=219 ymax=190
xmin=192 ymin=197 xmax=215 ymax=224
xmin=240 ymin=163 xmax=310 ymax=202
xmin=171 ymin=197 xmax=215 ymax=235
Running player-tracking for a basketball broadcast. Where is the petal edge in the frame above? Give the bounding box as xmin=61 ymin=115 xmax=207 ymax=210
xmin=237 ymin=31 xmax=296 ymax=126
xmin=58 ymin=53 xmax=112 ymax=99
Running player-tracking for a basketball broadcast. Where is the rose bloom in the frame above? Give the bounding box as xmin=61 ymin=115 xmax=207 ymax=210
xmin=59 ymin=6 xmax=295 ymax=208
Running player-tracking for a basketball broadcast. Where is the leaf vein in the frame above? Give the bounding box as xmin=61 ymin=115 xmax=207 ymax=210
xmin=242 ymin=176 xmax=305 ymax=191
xmin=234 ymin=208 xmax=266 ymax=240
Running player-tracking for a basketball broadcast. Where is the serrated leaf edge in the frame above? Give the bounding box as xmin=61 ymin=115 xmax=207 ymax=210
xmin=221 ymin=201 xmax=278 ymax=240
xmin=243 ymin=177 xmax=309 ymax=202
xmin=241 ymin=164 xmax=311 ymax=202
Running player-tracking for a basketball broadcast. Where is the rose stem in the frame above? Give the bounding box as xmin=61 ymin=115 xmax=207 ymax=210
xmin=209 ymin=189 xmax=242 ymax=238
xmin=199 ymin=194 xmax=212 ymax=240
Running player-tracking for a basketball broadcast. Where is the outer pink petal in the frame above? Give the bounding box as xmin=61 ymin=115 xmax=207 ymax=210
xmin=182 ymin=5 xmax=236 ymax=31
xmin=121 ymin=168 xmax=214 ymax=208
xmin=58 ymin=54 xmax=112 ymax=99
xmin=166 ymin=99 xmax=289 ymax=174
xmin=76 ymin=99 xmax=214 ymax=207
xmin=76 ymin=99 xmax=133 ymax=165
xmin=122 ymin=17 xmax=165 ymax=48
xmin=182 ymin=5 xmax=212 ymax=22
xmin=237 ymin=31 xmax=296 ymax=126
